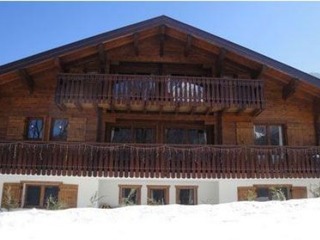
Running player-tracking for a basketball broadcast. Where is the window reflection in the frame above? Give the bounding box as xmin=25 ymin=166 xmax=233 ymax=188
xmin=26 ymin=118 xmax=43 ymax=140
xmin=51 ymin=119 xmax=68 ymax=141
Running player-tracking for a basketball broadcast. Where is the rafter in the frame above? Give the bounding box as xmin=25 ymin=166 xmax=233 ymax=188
xmin=17 ymin=69 xmax=34 ymax=94
xmin=133 ymin=33 xmax=139 ymax=56
xmin=159 ymin=25 xmax=166 ymax=57
xmin=97 ymin=43 xmax=107 ymax=73
xmin=215 ymin=48 xmax=227 ymax=77
xmin=282 ymin=78 xmax=299 ymax=100
xmin=184 ymin=34 xmax=192 ymax=57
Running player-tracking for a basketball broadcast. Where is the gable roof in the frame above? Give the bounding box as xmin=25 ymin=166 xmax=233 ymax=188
xmin=0 ymin=15 xmax=319 ymax=88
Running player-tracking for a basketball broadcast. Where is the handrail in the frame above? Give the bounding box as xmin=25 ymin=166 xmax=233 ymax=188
xmin=55 ymin=73 xmax=265 ymax=111
xmin=1 ymin=141 xmax=319 ymax=179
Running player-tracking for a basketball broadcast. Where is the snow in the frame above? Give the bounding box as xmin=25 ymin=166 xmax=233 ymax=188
xmin=1 ymin=199 xmax=320 ymax=240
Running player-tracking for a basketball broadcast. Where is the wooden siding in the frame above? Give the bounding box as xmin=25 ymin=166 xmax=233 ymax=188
xmin=0 ymin=141 xmax=319 ymax=179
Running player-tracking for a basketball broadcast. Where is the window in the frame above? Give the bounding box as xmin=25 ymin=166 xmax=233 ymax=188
xmin=119 ymin=185 xmax=141 ymax=205
xmin=50 ymin=118 xmax=68 ymax=141
xmin=109 ymin=126 xmax=155 ymax=143
xmin=165 ymin=128 xmax=207 ymax=144
xmin=176 ymin=186 xmax=198 ymax=205
xmin=24 ymin=184 xmax=59 ymax=208
xmin=26 ymin=118 xmax=44 ymax=140
xmin=254 ymin=125 xmax=284 ymax=146
xmin=147 ymin=186 xmax=169 ymax=205
xmin=255 ymin=185 xmax=290 ymax=201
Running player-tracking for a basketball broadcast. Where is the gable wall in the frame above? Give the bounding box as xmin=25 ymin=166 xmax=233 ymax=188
xmin=222 ymin=78 xmax=316 ymax=145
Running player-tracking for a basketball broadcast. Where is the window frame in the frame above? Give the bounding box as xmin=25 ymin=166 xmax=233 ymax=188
xmin=22 ymin=181 xmax=62 ymax=208
xmin=50 ymin=118 xmax=69 ymax=141
xmin=25 ymin=117 xmax=44 ymax=141
xmin=165 ymin=124 xmax=211 ymax=145
xmin=147 ymin=185 xmax=170 ymax=205
xmin=253 ymin=124 xmax=286 ymax=146
xmin=107 ymin=122 xmax=157 ymax=143
xmin=118 ymin=185 xmax=142 ymax=206
xmin=253 ymin=184 xmax=292 ymax=201
xmin=175 ymin=185 xmax=198 ymax=205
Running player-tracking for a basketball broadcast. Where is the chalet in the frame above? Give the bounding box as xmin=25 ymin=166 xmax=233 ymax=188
xmin=0 ymin=16 xmax=320 ymax=208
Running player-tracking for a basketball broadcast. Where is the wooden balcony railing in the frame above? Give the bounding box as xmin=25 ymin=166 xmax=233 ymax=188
xmin=55 ymin=74 xmax=265 ymax=113
xmin=1 ymin=142 xmax=319 ymax=179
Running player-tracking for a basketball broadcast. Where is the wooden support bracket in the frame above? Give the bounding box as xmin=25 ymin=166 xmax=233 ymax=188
xmin=159 ymin=25 xmax=166 ymax=57
xmin=17 ymin=69 xmax=34 ymax=94
xmin=282 ymin=78 xmax=299 ymax=100
xmin=133 ymin=32 xmax=139 ymax=56
xmin=97 ymin=43 xmax=107 ymax=73
xmin=184 ymin=34 xmax=192 ymax=57
xmin=216 ymin=48 xmax=227 ymax=77
xmin=253 ymin=64 xmax=268 ymax=79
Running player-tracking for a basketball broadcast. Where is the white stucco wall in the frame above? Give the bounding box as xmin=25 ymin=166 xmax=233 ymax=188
xmin=98 ymin=178 xmax=219 ymax=207
xmin=0 ymin=174 xmax=319 ymax=208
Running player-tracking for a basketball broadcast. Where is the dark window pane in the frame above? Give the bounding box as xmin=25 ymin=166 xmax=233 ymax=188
xmin=25 ymin=186 xmax=41 ymax=207
xmin=179 ymin=189 xmax=195 ymax=205
xmin=166 ymin=128 xmax=184 ymax=144
xmin=270 ymin=125 xmax=283 ymax=146
xmin=51 ymin=119 xmax=68 ymax=141
xmin=121 ymin=188 xmax=137 ymax=205
xmin=256 ymin=187 xmax=270 ymax=201
xmin=150 ymin=189 xmax=166 ymax=205
xmin=111 ymin=127 xmax=131 ymax=143
xmin=27 ymin=119 xmax=43 ymax=140
xmin=44 ymin=186 xmax=59 ymax=207
xmin=188 ymin=129 xmax=207 ymax=144
xmin=254 ymin=125 xmax=267 ymax=145
xmin=135 ymin=128 xmax=154 ymax=143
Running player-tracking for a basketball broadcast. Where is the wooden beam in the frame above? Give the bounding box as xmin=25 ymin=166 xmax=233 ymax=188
xmin=215 ymin=48 xmax=227 ymax=77
xmin=184 ymin=34 xmax=192 ymax=57
xmin=54 ymin=57 xmax=64 ymax=72
xmin=133 ymin=33 xmax=139 ymax=56
xmin=282 ymin=78 xmax=299 ymax=100
xmin=159 ymin=25 xmax=166 ymax=57
xmin=17 ymin=69 xmax=34 ymax=94
xmin=97 ymin=43 xmax=107 ymax=73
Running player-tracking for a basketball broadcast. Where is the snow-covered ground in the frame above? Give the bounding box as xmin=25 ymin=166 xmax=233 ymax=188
xmin=1 ymin=199 xmax=319 ymax=240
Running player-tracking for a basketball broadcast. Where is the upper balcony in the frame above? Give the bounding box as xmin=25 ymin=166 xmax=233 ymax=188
xmin=55 ymin=73 xmax=265 ymax=114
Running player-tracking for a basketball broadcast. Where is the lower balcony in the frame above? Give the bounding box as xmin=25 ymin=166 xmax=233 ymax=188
xmin=55 ymin=74 xmax=265 ymax=114
xmin=0 ymin=142 xmax=319 ymax=179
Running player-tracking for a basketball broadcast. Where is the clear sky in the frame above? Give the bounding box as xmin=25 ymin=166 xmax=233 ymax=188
xmin=1 ymin=2 xmax=320 ymax=74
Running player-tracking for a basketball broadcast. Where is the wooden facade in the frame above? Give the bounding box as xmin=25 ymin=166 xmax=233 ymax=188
xmin=0 ymin=16 xmax=320 ymax=183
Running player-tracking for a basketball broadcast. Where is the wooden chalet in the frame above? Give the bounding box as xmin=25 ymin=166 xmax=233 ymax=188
xmin=0 ymin=16 xmax=320 ymax=208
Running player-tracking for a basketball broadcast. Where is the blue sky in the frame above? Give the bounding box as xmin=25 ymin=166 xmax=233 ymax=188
xmin=1 ymin=2 xmax=320 ymax=74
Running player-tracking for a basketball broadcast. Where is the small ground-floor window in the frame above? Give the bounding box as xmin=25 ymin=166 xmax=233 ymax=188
xmin=24 ymin=184 xmax=59 ymax=208
xmin=1 ymin=181 xmax=78 ymax=209
xmin=238 ymin=184 xmax=307 ymax=201
xmin=176 ymin=186 xmax=198 ymax=205
xmin=119 ymin=185 xmax=142 ymax=206
xmin=147 ymin=185 xmax=169 ymax=205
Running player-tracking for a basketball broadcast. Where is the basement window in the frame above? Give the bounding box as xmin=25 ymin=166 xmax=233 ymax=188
xmin=147 ymin=186 xmax=169 ymax=205
xmin=119 ymin=185 xmax=141 ymax=206
xmin=24 ymin=184 xmax=59 ymax=208
xmin=176 ymin=186 xmax=198 ymax=205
